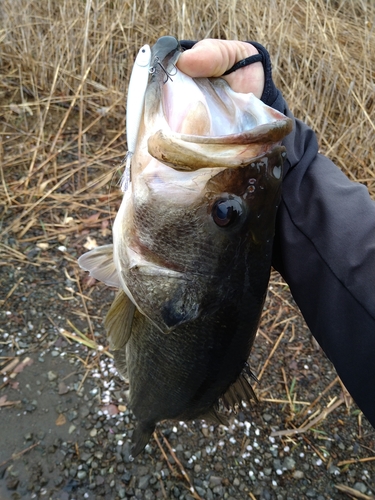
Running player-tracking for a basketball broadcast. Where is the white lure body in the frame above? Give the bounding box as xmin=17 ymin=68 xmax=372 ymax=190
xmin=122 ymin=44 xmax=151 ymax=192
xmin=126 ymin=44 xmax=151 ymax=155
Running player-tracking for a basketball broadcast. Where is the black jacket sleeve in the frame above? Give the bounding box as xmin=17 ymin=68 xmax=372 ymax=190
xmin=180 ymin=39 xmax=375 ymax=427
xmin=251 ymin=42 xmax=375 ymax=427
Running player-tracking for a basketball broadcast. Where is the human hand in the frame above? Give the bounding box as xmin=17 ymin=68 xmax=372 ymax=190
xmin=177 ymin=39 xmax=265 ymax=98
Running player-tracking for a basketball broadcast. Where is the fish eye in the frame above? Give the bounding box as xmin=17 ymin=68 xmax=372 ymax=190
xmin=212 ymin=198 xmax=242 ymax=227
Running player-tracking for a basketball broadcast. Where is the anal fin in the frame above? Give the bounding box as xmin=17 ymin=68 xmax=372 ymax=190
xmin=200 ymin=406 xmax=229 ymax=426
xmin=221 ymin=371 xmax=258 ymax=411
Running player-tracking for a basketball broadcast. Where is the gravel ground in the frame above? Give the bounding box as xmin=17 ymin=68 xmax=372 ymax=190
xmin=1 ymin=239 xmax=375 ymax=500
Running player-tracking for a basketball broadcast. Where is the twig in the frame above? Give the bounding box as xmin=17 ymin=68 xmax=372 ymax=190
xmin=337 ymin=456 xmax=375 ymax=467
xmin=0 ymin=442 xmax=41 ymax=468
xmin=160 ymin=433 xmax=203 ymax=500
xmin=281 ymin=367 xmax=294 ymax=415
xmin=257 ymin=322 xmax=289 ymax=381
xmin=153 ymin=432 xmax=175 ymax=476
xmin=297 ymin=376 xmax=340 ymax=422
xmin=335 ymin=484 xmax=375 ymax=499
xmin=260 ymin=397 xmax=310 ymax=406
xmin=75 ymin=269 xmax=94 ymax=337
xmin=0 ymin=358 xmax=20 ymax=375
xmin=271 ymin=398 xmax=345 ymax=437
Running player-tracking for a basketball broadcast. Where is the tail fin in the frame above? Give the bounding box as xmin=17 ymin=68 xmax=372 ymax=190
xmin=131 ymin=423 xmax=155 ymax=458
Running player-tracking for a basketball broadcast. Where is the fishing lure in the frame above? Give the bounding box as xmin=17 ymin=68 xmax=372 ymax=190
xmin=122 ymin=44 xmax=151 ymax=191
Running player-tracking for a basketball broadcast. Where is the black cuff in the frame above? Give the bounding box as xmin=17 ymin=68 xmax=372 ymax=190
xmin=222 ymin=53 xmax=263 ymax=75
xmin=245 ymin=41 xmax=279 ymax=107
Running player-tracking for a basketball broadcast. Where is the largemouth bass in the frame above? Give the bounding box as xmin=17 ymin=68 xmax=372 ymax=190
xmin=79 ymin=36 xmax=292 ymax=456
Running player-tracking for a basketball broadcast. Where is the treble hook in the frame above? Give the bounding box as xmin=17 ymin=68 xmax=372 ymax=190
xmin=149 ymin=56 xmax=177 ymax=83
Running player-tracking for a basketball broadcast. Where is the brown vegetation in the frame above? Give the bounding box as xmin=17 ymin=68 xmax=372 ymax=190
xmin=1 ymin=0 xmax=374 ymax=246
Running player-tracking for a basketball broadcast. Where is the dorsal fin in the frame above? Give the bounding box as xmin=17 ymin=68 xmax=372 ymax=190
xmin=78 ymin=244 xmax=120 ymax=288
xmin=104 ymin=289 xmax=136 ymax=350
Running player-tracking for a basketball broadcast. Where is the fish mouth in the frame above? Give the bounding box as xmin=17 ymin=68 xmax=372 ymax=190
xmin=145 ymin=36 xmax=293 ymax=172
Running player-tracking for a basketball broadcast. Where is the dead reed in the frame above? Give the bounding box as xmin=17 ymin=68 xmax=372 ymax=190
xmin=1 ymin=0 xmax=374 ymax=250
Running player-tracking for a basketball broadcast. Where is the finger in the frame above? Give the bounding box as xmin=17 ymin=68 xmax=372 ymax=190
xmin=177 ymin=39 xmax=265 ymax=97
xmin=223 ymin=59 xmax=264 ymax=97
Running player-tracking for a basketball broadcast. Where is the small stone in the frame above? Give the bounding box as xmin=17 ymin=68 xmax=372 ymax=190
xmin=90 ymin=428 xmax=97 ymax=437
xmin=283 ymin=457 xmax=296 ymax=470
xmin=213 ymin=485 xmax=224 ymax=496
xmin=306 ymin=489 xmax=317 ymax=498
xmin=96 ymin=475 xmax=105 ymax=486
xmin=209 ymin=476 xmax=222 ymax=488
xmin=80 ymin=407 xmax=90 ymax=419
xmin=121 ymin=471 xmax=132 ymax=483
xmin=117 ymin=487 xmax=126 ymax=498
xmin=54 ymin=476 xmax=64 ymax=486
xmin=328 ymin=464 xmax=340 ymax=475
xmin=69 ymin=467 xmax=77 ymax=478
xmin=138 ymin=475 xmax=151 ymax=489
xmin=137 ymin=465 xmax=150 ymax=476
xmin=67 ymin=410 xmax=78 ymax=421
xmin=195 ymin=486 xmax=206 ymax=496
xmin=354 ymin=483 xmax=367 ymax=494
xmin=48 ymin=371 xmax=58 ymax=381
xmin=206 ymin=489 xmax=214 ymax=500
xmin=233 ymin=478 xmax=240 ymax=487
xmin=263 ymin=413 xmax=273 ymax=422
xmin=293 ymin=470 xmax=304 ymax=479
xmin=68 ymin=425 xmax=76 ymax=434
xmin=77 ymin=471 xmax=87 ymax=480
xmin=273 ymin=459 xmax=282 ymax=470
xmin=6 ymin=478 xmax=19 ymax=490
xmin=51 ymin=350 xmax=60 ymax=357
xmin=58 ymin=382 xmax=69 ymax=395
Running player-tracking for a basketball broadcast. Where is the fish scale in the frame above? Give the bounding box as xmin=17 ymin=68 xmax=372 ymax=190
xmin=134 ymin=203 xmax=216 ymax=270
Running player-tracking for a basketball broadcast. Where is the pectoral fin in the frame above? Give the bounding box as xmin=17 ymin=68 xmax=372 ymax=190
xmin=104 ymin=289 xmax=136 ymax=350
xmin=78 ymin=244 xmax=120 ymax=288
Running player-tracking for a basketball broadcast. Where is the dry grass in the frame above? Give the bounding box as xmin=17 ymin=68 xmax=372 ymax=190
xmin=1 ymin=0 xmax=374 ymax=250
